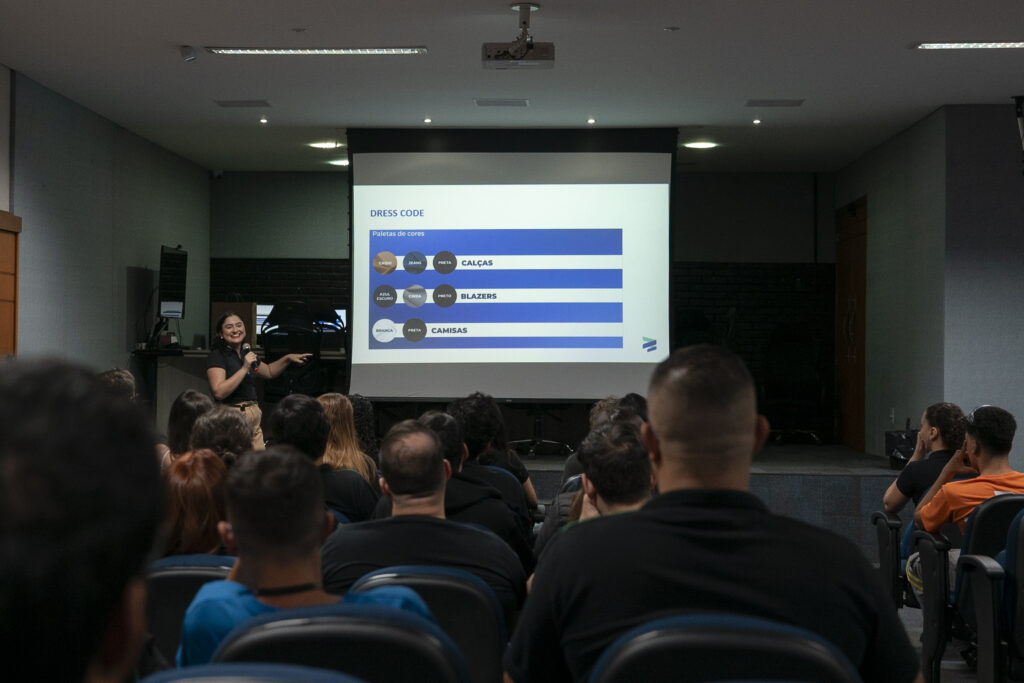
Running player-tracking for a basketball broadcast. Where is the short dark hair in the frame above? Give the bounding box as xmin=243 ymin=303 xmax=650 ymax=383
xmin=618 ymin=393 xmax=648 ymax=422
xmin=168 ymin=389 xmax=215 ymax=455
xmin=380 ymin=420 xmax=444 ymax=497
xmin=418 ymin=410 xmax=465 ymax=469
xmin=447 ymin=392 xmax=503 ymax=458
xmin=589 ymin=396 xmax=620 ymax=430
xmin=0 ymin=360 xmax=162 ymax=682
xmin=190 ymin=406 xmax=252 ymax=468
xmin=348 ymin=394 xmax=379 ymax=461
xmin=965 ymin=406 xmax=1016 ymax=456
xmin=225 ymin=446 xmax=325 ymax=558
xmin=924 ymin=402 xmax=965 ymax=450
xmin=97 ymin=367 xmax=136 ymax=402
xmin=266 ymin=394 xmax=330 ymax=461
xmin=576 ymin=420 xmax=652 ymax=505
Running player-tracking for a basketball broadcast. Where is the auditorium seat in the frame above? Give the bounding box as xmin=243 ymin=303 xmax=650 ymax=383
xmin=350 ymin=565 xmax=507 ymax=683
xmin=871 ymin=510 xmax=962 ymax=610
xmin=145 ymin=554 xmax=235 ymax=662
xmin=587 ymin=612 xmax=861 ymax=683
xmin=140 ymin=662 xmax=366 ymax=683
xmin=913 ymin=493 xmax=1024 ymax=682
xmin=959 ymin=509 xmax=1024 ymax=682
xmin=213 ymin=602 xmax=471 ymax=683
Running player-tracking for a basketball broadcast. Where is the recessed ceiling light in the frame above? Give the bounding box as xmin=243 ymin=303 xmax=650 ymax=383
xmin=423 ymin=118 xmax=432 ymax=124
xmin=328 ymin=159 xmax=350 ymax=167
xmin=309 ymin=141 xmax=345 ymax=149
xmin=752 ymin=119 xmax=762 ymax=125
xmin=259 ymin=115 xmax=268 ymax=125
xmin=663 ymin=26 xmax=680 ymax=32
xmin=682 ymin=141 xmax=718 ymax=149
xmin=914 ymin=41 xmax=1024 ymax=49
xmin=587 ymin=117 xmax=596 ymax=125
xmin=207 ymin=46 xmax=428 ymax=55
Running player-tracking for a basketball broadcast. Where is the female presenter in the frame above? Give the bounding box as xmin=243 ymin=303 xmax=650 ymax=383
xmin=206 ymin=311 xmax=311 ymax=449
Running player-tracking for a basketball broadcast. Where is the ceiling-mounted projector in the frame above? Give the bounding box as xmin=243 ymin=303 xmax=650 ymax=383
xmin=483 ymin=3 xmax=554 ymax=69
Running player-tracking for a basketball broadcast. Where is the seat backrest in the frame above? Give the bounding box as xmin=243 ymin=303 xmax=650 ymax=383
xmin=350 ymin=565 xmax=506 ymax=683
xmin=963 ymin=494 xmax=1024 ymax=556
xmin=145 ymin=557 xmax=234 ymax=662
xmin=213 ymin=602 xmax=471 ymax=683
xmin=140 ymin=662 xmax=367 ymax=683
xmin=588 ymin=613 xmax=862 ymax=683
xmin=1005 ymin=509 xmax=1024 ymax=658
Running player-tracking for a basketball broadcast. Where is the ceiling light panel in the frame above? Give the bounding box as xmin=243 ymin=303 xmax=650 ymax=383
xmin=206 ymin=47 xmax=428 ymax=55
xmin=914 ymin=42 xmax=1024 ymax=49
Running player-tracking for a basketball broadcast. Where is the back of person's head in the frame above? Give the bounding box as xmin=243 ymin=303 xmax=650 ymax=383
xmin=965 ymin=405 xmax=1016 ymax=456
xmin=164 ymin=449 xmax=227 ymax=556
xmin=266 ymin=394 xmax=330 ymax=461
xmin=317 ymin=393 xmax=373 ymax=478
xmin=225 ymin=446 xmax=325 ymax=559
xmin=925 ymin=402 xmax=966 ymax=450
xmin=647 ymin=344 xmax=759 ymax=471
xmin=190 ymin=406 xmax=251 ymax=468
xmin=348 ymin=393 xmax=379 ymax=460
xmin=380 ymin=419 xmax=445 ymax=498
xmin=418 ymin=410 xmax=465 ymax=470
xmin=0 ymin=360 xmax=162 ymax=683
xmin=576 ymin=419 xmax=652 ymax=505
xmin=618 ymin=393 xmax=648 ymax=422
xmin=589 ymin=396 xmax=620 ymax=430
xmin=447 ymin=391 xmax=502 ymax=458
xmin=97 ymin=367 xmax=136 ymax=403
xmin=168 ymin=389 xmax=215 ymax=455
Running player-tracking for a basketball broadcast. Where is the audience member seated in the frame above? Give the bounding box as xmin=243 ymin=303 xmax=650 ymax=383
xmin=907 ymin=405 xmax=1024 ymax=597
xmin=163 ymin=389 xmax=215 ymax=469
xmin=318 ymin=392 xmax=380 ymax=490
xmin=373 ymin=411 xmax=535 ymax=573
xmin=190 ymin=407 xmax=252 ymax=469
xmin=163 ymin=449 xmax=228 ymax=557
xmin=559 ymin=394 xmax=646 ymax=486
xmin=265 ymin=394 xmax=378 ymax=522
xmin=504 ymin=345 xmax=921 ymax=683
xmin=1 ymin=360 xmax=163 ymax=683
xmin=177 ymin=446 xmax=339 ymax=666
xmin=447 ymin=393 xmax=533 ymax=531
xmin=97 ymin=366 xmax=137 ymax=403
xmin=348 ymin=393 xmax=379 ymax=464
xmin=321 ymin=420 xmax=527 ymax=617
xmin=884 ymin=402 xmax=967 ymax=514
xmin=468 ymin=393 xmax=538 ymax=507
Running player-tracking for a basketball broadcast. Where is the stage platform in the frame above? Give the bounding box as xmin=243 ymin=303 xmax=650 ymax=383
xmin=523 ymin=443 xmax=908 ymax=560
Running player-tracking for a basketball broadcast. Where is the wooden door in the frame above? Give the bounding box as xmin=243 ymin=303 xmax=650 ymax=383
xmin=835 ymin=198 xmax=866 ymax=450
xmin=0 ymin=211 xmax=20 ymax=357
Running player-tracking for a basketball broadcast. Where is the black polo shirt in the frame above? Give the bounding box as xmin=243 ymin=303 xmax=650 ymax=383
xmin=504 ymin=488 xmax=919 ymax=683
xmin=895 ymin=449 xmax=957 ymax=505
xmin=206 ymin=346 xmax=256 ymax=404
xmin=320 ymin=514 xmax=526 ymax=619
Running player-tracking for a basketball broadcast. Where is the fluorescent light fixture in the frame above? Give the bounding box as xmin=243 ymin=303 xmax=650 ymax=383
xmin=207 ymin=46 xmax=428 ymax=55
xmin=309 ymin=141 xmax=345 ymax=149
xmin=914 ymin=41 xmax=1024 ymax=50
xmin=259 ymin=115 xmax=268 ymax=124
xmin=752 ymin=119 xmax=762 ymax=125
xmin=682 ymin=141 xmax=718 ymax=149
xmin=423 ymin=118 xmax=432 ymax=124
xmin=328 ymin=159 xmax=351 ymax=166
xmin=586 ymin=117 xmax=596 ymax=125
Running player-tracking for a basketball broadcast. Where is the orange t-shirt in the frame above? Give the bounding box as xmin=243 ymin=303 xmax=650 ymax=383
xmin=918 ymin=471 xmax=1024 ymax=532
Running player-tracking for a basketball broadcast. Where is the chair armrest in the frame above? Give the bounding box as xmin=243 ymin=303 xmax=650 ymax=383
xmin=958 ymin=554 xmax=1006 ymax=682
xmin=871 ymin=510 xmax=902 ymax=530
xmin=872 ymin=511 xmax=904 ymax=609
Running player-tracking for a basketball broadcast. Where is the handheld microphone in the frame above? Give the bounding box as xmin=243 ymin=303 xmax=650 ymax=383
xmin=242 ymin=343 xmax=260 ymax=370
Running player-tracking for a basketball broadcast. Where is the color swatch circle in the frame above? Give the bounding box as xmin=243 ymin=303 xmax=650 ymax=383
xmin=373 ymin=251 xmax=397 ymax=274
xmin=403 ymin=318 xmax=427 ymax=342
xmin=433 ymin=251 xmax=457 ymax=274
xmin=433 ymin=284 xmax=457 ymax=307
xmin=373 ymin=285 xmax=397 ymax=307
xmin=403 ymin=251 xmax=427 ymax=274
xmin=372 ymin=319 xmax=397 ymax=343
xmin=403 ymin=284 xmax=428 ymax=308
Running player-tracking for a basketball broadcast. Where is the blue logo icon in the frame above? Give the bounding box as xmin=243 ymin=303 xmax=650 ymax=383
xmin=642 ymin=337 xmax=657 ymax=353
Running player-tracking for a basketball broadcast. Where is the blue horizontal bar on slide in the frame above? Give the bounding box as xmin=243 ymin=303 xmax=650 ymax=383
xmin=369 ymin=302 xmax=623 ymax=323
xmin=371 ymin=269 xmax=622 ymax=289
xmin=369 ymin=228 xmax=622 ymax=255
xmin=367 ymin=336 xmax=624 ymax=349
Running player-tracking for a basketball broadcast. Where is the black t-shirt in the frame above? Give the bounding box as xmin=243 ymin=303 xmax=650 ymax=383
xmin=504 ymin=489 xmax=920 ymax=683
xmin=462 ymin=461 xmax=531 ymax=528
xmin=895 ymin=449 xmax=957 ymax=505
xmin=478 ymin=448 xmax=530 ymax=483
xmin=206 ymin=346 xmax=256 ymax=404
xmin=320 ymin=514 xmax=527 ymax=618
xmin=319 ymin=465 xmax=379 ymax=523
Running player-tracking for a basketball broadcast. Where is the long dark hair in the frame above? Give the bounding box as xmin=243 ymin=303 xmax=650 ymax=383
xmin=211 ymin=311 xmax=241 ymax=351
xmin=167 ymin=389 xmax=215 ymax=456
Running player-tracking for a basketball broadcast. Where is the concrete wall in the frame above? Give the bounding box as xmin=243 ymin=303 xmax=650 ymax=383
xmin=674 ymin=172 xmax=832 ymax=264
xmin=12 ymin=75 xmax=210 ymax=371
xmin=834 ymin=108 xmax=948 ymax=456
xmin=0 ymin=65 xmax=10 ymax=212
xmin=943 ymin=105 xmax=1024 ymax=468
xmin=210 ymin=171 xmax=349 ymax=259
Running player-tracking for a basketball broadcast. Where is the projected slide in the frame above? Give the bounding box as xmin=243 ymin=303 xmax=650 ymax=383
xmin=353 ymin=182 xmax=668 ymax=366
xmin=368 ymin=227 xmax=623 ymax=350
